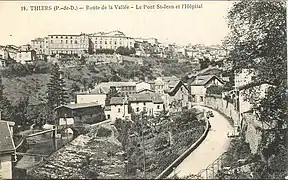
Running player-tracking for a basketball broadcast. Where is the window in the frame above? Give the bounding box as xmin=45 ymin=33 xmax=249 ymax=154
xmin=200 ymin=96 xmax=204 ymax=102
xmin=71 ymin=40 xmax=73 ymax=44
xmin=70 ymin=37 xmax=73 ymax=39
xmin=143 ymin=102 xmax=146 ymax=106
xmin=75 ymin=40 xmax=78 ymax=44
xmin=105 ymin=41 xmax=107 ymax=44
xmin=56 ymin=36 xmax=58 ymax=38
xmin=61 ymin=40 xmax=63 ymax=43
xmin=118 ymin=108 xmax=121 ymax=113
xmin=157 ymin=105 xmax=160 ymax=109
xmin=107 ymin=114 xmax=110 ymax=119
xmin=61 ymin=36 xmax=63 ymax=38
xmin=143 ymin=107 xmax=146 ymax=112
xmin=115 ymin=41 xmax=117 ymax=45
xmin=51 ymin=36 xmax=53 ymax=38
xmin=51 ymin=40 xmax=53 ymax=43
xmin=66 ymin=40 xmax=68 ymax=44
xmin=136 ymin=107 xmax=139 ymax=112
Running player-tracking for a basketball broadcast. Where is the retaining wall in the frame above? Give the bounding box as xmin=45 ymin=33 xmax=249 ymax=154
xmin=204 ymin=95 xmax=239 ymax=126
xmin=155 ymin=118 xmax=210 ymax=179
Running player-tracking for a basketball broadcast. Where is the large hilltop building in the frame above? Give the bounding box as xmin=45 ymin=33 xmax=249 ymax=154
xmin=30 ymin=31 xmax=135 ymax=56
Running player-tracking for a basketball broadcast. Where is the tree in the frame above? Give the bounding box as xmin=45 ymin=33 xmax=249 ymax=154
xmin=226 ymin=1 xmax=287 ymax=178
xmin=105 ymin=86 xmax=120 ymax=106
xmin=199 ymin=57 xmax=210 ymax=70
xmin=46 ymin=63 xmax=68 ymax=109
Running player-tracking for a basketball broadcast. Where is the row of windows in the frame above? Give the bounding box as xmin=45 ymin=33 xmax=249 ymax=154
xmin=117 ymin=105 xmax=161 ymax=113
xmin=51 ymin=40 xmax=78 ymax=44
xmin=121 ymin=86 xmax=135 ymax=90
xmin=50 ymin=36 xmax=78 ymax=39
xmin=51 ymin=50 xmax=79 ymax=54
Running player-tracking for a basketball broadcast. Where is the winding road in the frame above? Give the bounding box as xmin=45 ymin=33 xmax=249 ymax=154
xmin=168 ymin=106 xmax=233 ymax=178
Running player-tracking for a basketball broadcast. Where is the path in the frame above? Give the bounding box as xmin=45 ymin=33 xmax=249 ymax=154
xmin=168 ymin=106 xmax=233 ymax=178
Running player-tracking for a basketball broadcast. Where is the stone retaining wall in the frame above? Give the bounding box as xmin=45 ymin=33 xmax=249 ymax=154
xmin=155 ymin=118 xmax=210 ymax=179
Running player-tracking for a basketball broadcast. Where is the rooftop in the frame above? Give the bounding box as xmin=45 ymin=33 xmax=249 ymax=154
xmin=55 ymin=102 xmax=100 ymax=110
xmin=0 ymin=121 xmax=15 ymax=154
xmin=110 ymin=97 xmax=127 ymax=105
xmin=191 ymin=75 xmax=224 ymax=86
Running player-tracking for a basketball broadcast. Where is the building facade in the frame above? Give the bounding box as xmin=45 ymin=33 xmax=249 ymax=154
xmin=48 ymin=34 xmax=89 ymax=55
xmin=164 ymin=81 xmax=190 ymax=112
xmin=30 ymin=37 xmax=49 ymax=55
xmin=89 ymin=31 xmax=135 ymax=50
xmin=109 ymin=93 xmax=164 ymax=121
xmin=190 ymin=75 xmax=224 ymax=103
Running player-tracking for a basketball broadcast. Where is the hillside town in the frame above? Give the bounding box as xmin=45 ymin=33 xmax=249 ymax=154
xmin=0 ymin=1 xmax=287 ymax=180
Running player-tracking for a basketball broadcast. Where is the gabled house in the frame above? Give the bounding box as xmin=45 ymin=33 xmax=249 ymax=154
xmin=0 ymin=121 xmax=16 ymax=179
xmin=164 ymin=80 xmax=190 ymax=112
xmin=190 ymin=75 xmax=224 ymax=103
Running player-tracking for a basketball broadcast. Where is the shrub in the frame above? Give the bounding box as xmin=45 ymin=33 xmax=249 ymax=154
xmin=96 ymin=126 xmax=112 ymax=137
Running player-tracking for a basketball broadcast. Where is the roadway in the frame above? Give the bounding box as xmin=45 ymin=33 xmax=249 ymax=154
xmin=168 ymin=106 xmax=233 ymax=178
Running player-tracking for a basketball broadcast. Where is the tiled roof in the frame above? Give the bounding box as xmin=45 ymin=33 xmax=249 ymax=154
xmin=166 ymin=81 xmax=189 ymax=96
xmin=0 ymin=121 xmax=15 ymax=154
xmin=150 ymin=93 xmax=164 ymax=104
xmin=191 ymin=75 xmax=224 ymax=86
xmin=110 ymin=97 xmax=127 ymax=105
xmin=128 ymin=94 xmax=153 ymax=102
xmin=136 ymin=88 xmax=155 ymax=93
xmin=55 ymin=103 xmax=100 ymax=110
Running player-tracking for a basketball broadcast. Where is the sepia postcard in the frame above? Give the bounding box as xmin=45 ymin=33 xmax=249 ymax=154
xmin=0 ymin=1 xmax=286 ymax=179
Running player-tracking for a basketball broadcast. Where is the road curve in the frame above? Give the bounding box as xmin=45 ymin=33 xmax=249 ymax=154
xmin=168 ymin=106 xmax=233 ymax=178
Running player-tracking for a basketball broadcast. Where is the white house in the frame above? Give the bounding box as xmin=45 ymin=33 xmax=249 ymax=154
xmin=109 ymin=93 xmax=164 ymax=121
xmin=190 ymin=75 xmax=225 ymax=103
xmin=110 ymin=97 xmax=129 ymax=122
xmin=128 ymin=93 xmax=164 ymax=116
xmin=16 ymin=49 xmax=36 ymax=64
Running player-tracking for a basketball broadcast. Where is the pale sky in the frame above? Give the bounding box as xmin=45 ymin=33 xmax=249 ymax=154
xmin=0 ymin=1 xmax=234 ymax=46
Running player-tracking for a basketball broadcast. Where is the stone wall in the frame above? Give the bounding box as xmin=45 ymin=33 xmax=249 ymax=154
xmin=204 ymin=95 xmax=267 ymax=155
xmin=204 ymin=95 xmax=239 ymax=126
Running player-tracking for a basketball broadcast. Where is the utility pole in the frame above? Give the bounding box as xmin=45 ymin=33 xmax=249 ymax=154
xmin=140 ymin=112 xmax=147 ymax=179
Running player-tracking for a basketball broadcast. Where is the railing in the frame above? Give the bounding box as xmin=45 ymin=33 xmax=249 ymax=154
xmin=183 ymin=151 xmax=231 ymax=179
xmin=155 ymin=118 xmax=210 ymax=179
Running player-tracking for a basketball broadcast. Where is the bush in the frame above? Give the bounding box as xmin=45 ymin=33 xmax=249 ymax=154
xmin=95 ymin=49 xmax=114 ymax=54
xmin=154 ymin=133 xmax=169 ymax=151
xmin=206 ymin=85 xmax=225 ymax=95
xmin=96 ymin=126 xmax=112 ymax=137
